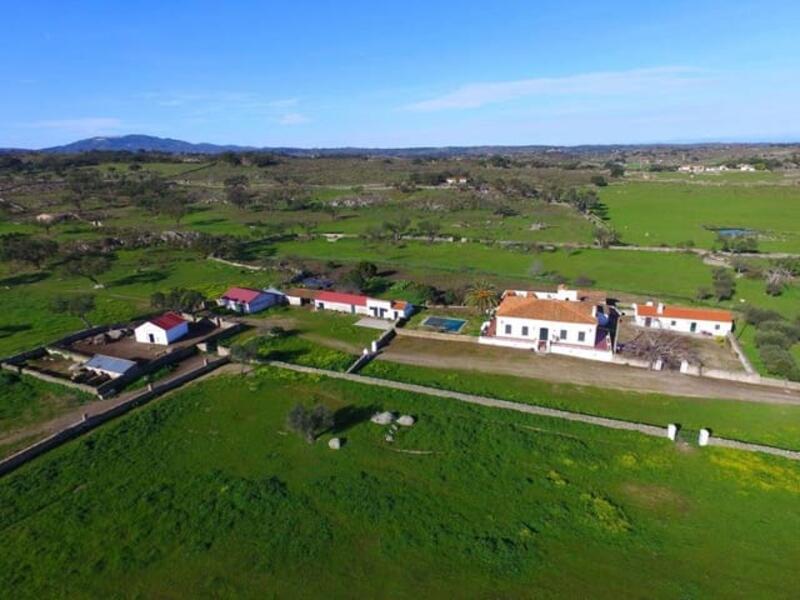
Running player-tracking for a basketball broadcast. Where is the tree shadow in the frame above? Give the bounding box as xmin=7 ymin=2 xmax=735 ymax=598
xmin=0 ymin=324 xmax=32 ymax=339
xmin=191 ymin=218 xmax=226 ymax=227
xmin=0 ymin=271 xmax=50 ymax=287
xmin=330 ymin=403 xmax=380 ymax=435
xmin=109 ymin=270 xmax=167 ymax=287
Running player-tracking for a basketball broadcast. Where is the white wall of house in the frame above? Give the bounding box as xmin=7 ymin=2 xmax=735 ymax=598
xmin=134 ymin=321 xmax=189 ymax=345
xmin=496 ymin=316 xmax=597 ymax=348
xmin=314 ymin=299 xmax=371 ymax=316
xmin=633 ymin=314 xmax=732 ymax=336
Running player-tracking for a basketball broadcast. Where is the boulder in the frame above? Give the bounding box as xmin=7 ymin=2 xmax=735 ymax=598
xmin=370 ymin=411 xmax=394 ymax=425
xmin=328 ymin=437 xmax=342 ymax=450
xmin=396 ymin=415 xmax=416 ymax=427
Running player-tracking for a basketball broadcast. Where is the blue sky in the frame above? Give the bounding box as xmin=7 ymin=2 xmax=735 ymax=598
xmin=2 ymin=0 xmax=799 ymax=148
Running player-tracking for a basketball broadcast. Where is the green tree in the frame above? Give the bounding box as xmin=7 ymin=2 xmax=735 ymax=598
xmin=150 ymin=288 xmax=206 ymax=314
xmin=0 ymin=234 xmax=58 ymax=269
xmin=62 ymin=254 xmax=114 ymax=286
xmin=711 ymin=268 xmax=736 ymax=301
xmin=51 ymin=294 xmax=96 ymax=327
xmin=286 ymin=403 xmax=334 ymax=443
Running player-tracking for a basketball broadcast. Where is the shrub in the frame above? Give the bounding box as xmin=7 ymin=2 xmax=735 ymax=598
xmin=744 ymin=306 xmax=783 ymax=326
xmin=758 ymin=345 xmax=800 ymax=380
xmin=759 ymin=320 xmax=800 ymax=343
xmin=574 ymin=275 xmax=595 ymax=287
xmin=287 ymin=403 xmax=334 ymax=443
xmin=754 ymin=330 xmax=791 ymax=349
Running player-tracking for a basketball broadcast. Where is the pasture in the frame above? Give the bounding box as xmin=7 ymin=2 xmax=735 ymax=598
xmin=600 ymin=182 xmax=800 ymax=251
xmin=1 ymin=368 xmax=799 ymax=598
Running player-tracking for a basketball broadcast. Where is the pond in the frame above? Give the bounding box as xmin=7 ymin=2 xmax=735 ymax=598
xmin=711 ymin=227 xmax=755 ymax=238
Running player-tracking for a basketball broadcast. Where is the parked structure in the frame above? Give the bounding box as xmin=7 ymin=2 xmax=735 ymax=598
xmin=313 ymin=290 xmax=414 ymax=321
xmin=82 ymin=354 xmax=137 ymax=379
xmin=217 ymin=287 xmax=283 ymax=314
xmin=134 ymin=312 xmax=189 ymax=345
xmin=480 ymin=288 xmax=617 ymax=361
xmin=633 ymin=302 xmax=733 ymax=336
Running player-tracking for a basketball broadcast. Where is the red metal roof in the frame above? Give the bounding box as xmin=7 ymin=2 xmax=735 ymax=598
xmin=316 ymin=290 xmax=368 ymax=306
xmin=636 ymin=304 xmax=733 ymax=323
xmin=148 ymin=311 xmax=187 ymax=330
xmin=221 ymin=287 xmax=263 ymax=303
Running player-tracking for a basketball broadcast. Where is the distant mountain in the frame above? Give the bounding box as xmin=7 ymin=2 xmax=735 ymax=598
xmin=41 ymin=135 xmax=256 ymax=155
xmin=18 ymin=134 xmax=799 ymax=158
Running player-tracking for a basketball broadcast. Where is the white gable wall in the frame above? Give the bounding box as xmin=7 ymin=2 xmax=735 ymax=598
xmin=134 ymin=321 xmax=189 ymax=345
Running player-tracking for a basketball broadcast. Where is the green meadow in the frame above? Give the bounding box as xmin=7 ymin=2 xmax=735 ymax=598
xmin=600 ymin=182 xmax=800 ymax=251
xmin=2 ymin=368 xmax=799 ymax=598
xmin=361 ymin=361 xmax=800 ymax=449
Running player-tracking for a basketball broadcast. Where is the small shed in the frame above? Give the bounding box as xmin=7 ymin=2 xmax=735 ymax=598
xmin=83 ymin=354 xmax=137 ymax=379
xmin=134 ymin=312 xmax=189 ymax=345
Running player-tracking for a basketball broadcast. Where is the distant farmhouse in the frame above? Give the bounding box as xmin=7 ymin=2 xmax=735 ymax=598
xmin=633 ymin=302 xmax=733 ymax=336
xmin=217 ymin=287 xmax=284 ymax=314
xmin=283 ymin=289 xmax=414 ymax=321
xmin=314 ymin=291 xmax=413 ymax=321
xmin=134 ymin=312 xmax=189 ymax=345
xmin=480 ymin=286 xmax=617 ymax=362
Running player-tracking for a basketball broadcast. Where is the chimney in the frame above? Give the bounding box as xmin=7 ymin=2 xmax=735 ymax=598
xmin=657 ymin=303 xmax=665 ymax=314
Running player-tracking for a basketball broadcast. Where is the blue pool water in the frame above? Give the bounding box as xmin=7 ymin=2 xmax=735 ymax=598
xmin=714 ymin=227 xmax=754 ymax=238
xmin=422 ymin=316 xmax=467 ymax=333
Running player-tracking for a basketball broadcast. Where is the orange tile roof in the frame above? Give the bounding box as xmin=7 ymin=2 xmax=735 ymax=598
xmin=636 ymin=304 xmax=733 ymax=323
xmin=496 ymin=296 xmax=597 ymax=324
xmin=284 ymin=288 xmax=318 ymax=299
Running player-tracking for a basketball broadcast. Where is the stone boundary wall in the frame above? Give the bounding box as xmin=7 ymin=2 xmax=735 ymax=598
xmin=267 ymin=361 xmax=800 ymax=462
xmin=0 ymin=356 xmax=230 ymax=478
xmin=1 ymin=362 xmax=98 ymax=396
xmin=727 ymin=332 xmax=756 ymax=374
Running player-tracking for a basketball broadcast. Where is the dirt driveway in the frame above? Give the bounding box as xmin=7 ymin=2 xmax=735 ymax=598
xmin=378 ymin=336 xmax=800 ymax=405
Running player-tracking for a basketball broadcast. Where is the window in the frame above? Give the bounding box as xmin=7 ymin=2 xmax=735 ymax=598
xmin=671 ymin=320 xmax=677 ymax=326
xmin=560 ymin=329 xmax=567 ymax=340
xmin=522 ymin=326 xmax=529 ymax=336
xmin=715 ymin=324 xmax=720 ymax=330
xmin=578 ymin=332 xmax=586 ymax=342
xmin=318 ymin=302 xmax=325 ymax=310
xmin=504 ymin=324 xmax=511 ymax=335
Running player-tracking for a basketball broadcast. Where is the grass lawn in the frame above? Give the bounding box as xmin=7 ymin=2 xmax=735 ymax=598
xmin=600 ymin=182 xmax=800 ymax=251
xmin=269 ymin=238 xmax=800 ymax=317
xmin=1 ymin=368 xmax=799 ymax=597
xmin=0 ymin=248 xmax=278 ymax=358
xmin=0 ymin=372 xmax=92 ymax=436
xmin=360 ymin=361 xmax=800 ymax=449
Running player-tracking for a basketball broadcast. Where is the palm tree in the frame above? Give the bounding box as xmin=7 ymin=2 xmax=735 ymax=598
xmin=465 ymin=280 xmax=500 ymax=314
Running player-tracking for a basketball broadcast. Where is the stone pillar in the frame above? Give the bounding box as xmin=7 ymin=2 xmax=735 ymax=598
xmin=698 ymin=428 xmax=711 ymax=446
xmin=203 ymin=358 xmax=209 ymax=366
xmin=363 ymin=348 xmax=369 ymax=356
xmin=653 ymin=359 xmax=663 ymax=371
xmin=680 ymin=360 xmax=689 ymax=374
xmin=667 ymin=423 xmax=678 ymax=441
xmin=147 ymin=383 xmax=154 ymax=392
xmin=371 ymin=341 xmax=378 ymax=353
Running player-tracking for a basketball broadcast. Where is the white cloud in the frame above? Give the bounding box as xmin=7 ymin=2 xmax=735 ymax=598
xmin=277 ymin=112 xmax=310 ymax=125
xmin=405 ymin=66 xmax=707 ymax=111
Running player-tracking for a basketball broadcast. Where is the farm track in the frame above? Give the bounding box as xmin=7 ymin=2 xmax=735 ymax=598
xmin=377 ymin=336 xmax=800 ymax=406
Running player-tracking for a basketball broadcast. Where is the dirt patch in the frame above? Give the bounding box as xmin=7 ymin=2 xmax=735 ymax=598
xmin=620 ymin=482 xmax=691 ymax=513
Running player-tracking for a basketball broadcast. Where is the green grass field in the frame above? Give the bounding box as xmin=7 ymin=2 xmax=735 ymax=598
xmin=0 ymin=248 xmax=278 ymax=358
xmin=600 ymin=182 xmax=800 ymax=251
xmin=361 ymin=361 xmax=800 ymax=449
xmin=0 ymin=372 xmax=91 ymax=438
xmin=1 ymin=368 xmax=799 ymax=598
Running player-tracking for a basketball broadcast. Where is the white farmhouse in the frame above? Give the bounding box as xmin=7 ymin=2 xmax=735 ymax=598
xmin=217 ymin=287 xmax=282 ymax=314
xmin=134 ymin=312 xmax=189 ymax=345
xmin=480 ymin=289 xmax=616 ymax=361
xmin=633 ymin=302 xmax=733 ymax=336
xmin=313 ymin=290 xmax=414 ymax=321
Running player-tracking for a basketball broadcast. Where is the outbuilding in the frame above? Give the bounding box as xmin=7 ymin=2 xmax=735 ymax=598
xmin=134 ymin=312 xmax=189 ymax=345
xmin=218 ymin=287 xmax=282 ymax=314
xmin=83 ymin=354 xmax=137 ymax=379
xmin=633 ymin=302 xmax=733 ymax=336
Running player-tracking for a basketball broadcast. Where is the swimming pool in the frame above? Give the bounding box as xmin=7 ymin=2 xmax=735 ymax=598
xmin=422 ymin=316 xmax=467 ymax=333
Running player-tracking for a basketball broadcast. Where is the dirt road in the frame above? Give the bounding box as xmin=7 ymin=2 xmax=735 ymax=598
xmin=378 ymin=336 xmax=800 ymax=405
